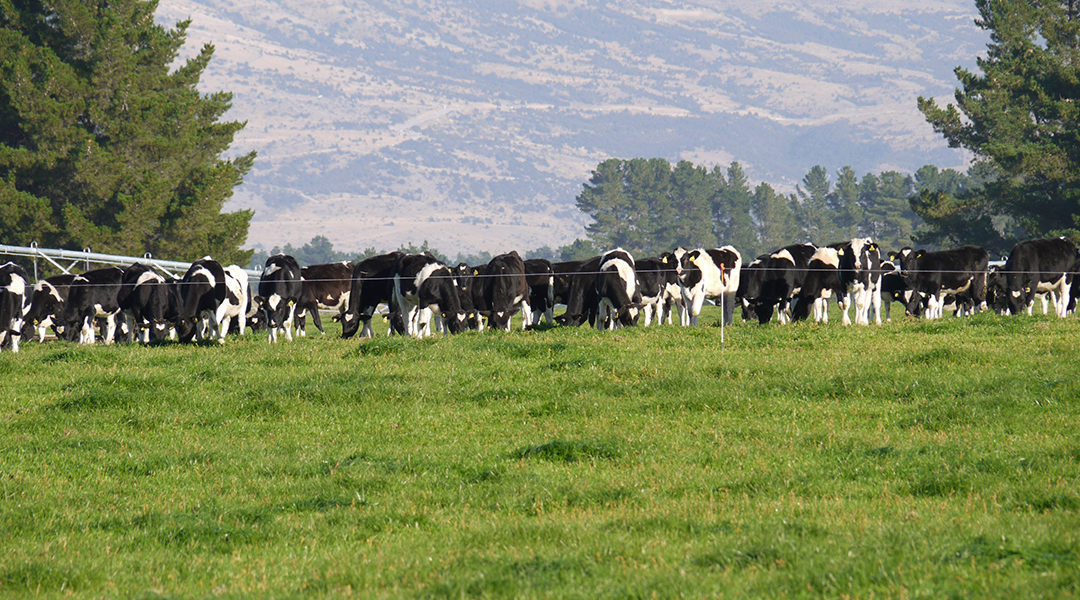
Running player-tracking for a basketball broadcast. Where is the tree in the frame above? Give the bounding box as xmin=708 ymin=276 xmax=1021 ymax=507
xmin=908 ymin=162 xmax=1019 ymax=253
xmin=0 ymin=0 xmax=254 ymax=264
xmin=666 ymin=160 xmax=714 ymax=249
xmin=795 ymin=165 xmax=837 ymax=243
xmin=714 ymin=162 xmax=757 ymax=252
xmin=917 ymin=0 xmax=1080 ymax=239
xmin=828 ymin=166 xmax=862 ymax=239
xmin=750 ymin=182 xmax=799 ymax=254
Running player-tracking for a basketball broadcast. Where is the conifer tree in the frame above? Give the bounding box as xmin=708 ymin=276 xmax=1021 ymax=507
xmin=0 ymin=0 xmax=254 ymax=264
xmin=918 ymin=0 xmax=1080 ymax=238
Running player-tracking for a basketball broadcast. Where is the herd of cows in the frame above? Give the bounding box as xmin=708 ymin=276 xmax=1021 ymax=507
xmin=0 ymin=236 xmax=1078 ymax=352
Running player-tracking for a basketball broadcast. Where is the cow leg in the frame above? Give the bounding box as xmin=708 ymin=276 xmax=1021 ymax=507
xmin=1059 ymin=282 xmax=1072 ymax=318
xmin=360 ymin=318 xmax=373 ymax=339
xmin=840 ymin=294 xmax=853 ymax=326
xmin=284 ymin=304 xmax=296 ymax=341
xmin=689 ymin=292 xmax=705 ymax=327
xmin=520 ymin=302 xmax=533 ymax=330
xmin=871 ymin=289 xmax=883 ymax=324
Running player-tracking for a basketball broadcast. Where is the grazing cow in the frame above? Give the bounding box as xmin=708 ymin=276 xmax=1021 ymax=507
xmin=878 ymin=260 xmax=909 ymax=321
xmin=737 ymin=254 xmax=770 ymax=321
xmin=595 ymin=248 xmax=639 ymax=329
xmin=393 ymin=253 xmax=466 ymax=337
xmin=117 ymin=264 xmax=174 ymax=343
xmin=341 ymin=252 xmax=403 ymax=339
xmin=524 ymin=258 xmax=555 ymax=326
xmin=659 ymin=251 xmax=685 ymax=325
xmin=60 ymin=267 xmax=124 ymax=344
xmin=750 ymin=244 xmax=816 ymax=324
xmin=793 ymin=246 xmax=842 ymax=323
xmin=219 ymin=265 xmax=250 ymax=338
xmin=1001 ymin=237 xmax=1076 ymax=317
xmin=296 ymin=261 xmax=354 ymax=335
xmin=452 ymin=263 xmax=483 ymax=330
xmin=635 ymin=256 xmax=679 ymax=326
xmin=892 ymin=246 xmax=988 ymax=319
xmin=482 ymin=251 xmax=531 ymax=331
xmin=555 ymin=256 xmax=602 ymax=327
xmin=680 ymin=246 xmax=742 ymax=326
xmin=22 ymin=273 xmax=76 ymax=342
xmin=0 ymin=262 xmax=29 ymax=352
xmin=175 ymin=258 xmax=230 ymax=343
xmin=257 ymin=254 xmax=303 ymax=343
xmin=551 ymin=259 xmax=586 ymax=308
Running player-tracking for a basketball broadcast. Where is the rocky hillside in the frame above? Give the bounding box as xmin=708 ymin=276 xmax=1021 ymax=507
xmin=156 ymin=0 xmax=986 ymax=255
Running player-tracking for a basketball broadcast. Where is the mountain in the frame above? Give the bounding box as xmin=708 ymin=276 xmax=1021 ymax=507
xmin=155 ymin=0 xmax=987 ymax=255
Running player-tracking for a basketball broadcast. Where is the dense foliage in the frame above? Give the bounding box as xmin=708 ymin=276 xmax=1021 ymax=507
xmin=574 ymin=159 xmax=932 ymax=257
xmin=0 ymin=0 xmax=254 ymax=264
xmin=918 ymin=0 xmax=1080 ymax=243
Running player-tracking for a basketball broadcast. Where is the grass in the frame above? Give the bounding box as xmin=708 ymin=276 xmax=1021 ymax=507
xmin=1 ymin=307 xmax=1079 ymax=597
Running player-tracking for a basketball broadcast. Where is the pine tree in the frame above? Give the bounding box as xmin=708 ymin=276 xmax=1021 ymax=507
xmin=749 ymin=182 xmax=799 ymax=254
xmin=917 ymin=0 xmax=1080 ymax=238
xmin=714 ymin=162 xmax=756 ymax=252
xmin=0 ymin=0 xmax=254 ymax=264
xmin=795 ymin=165 xmax=836 ymax=244
xmin=667 ymin=160 xmax=715 ymax=250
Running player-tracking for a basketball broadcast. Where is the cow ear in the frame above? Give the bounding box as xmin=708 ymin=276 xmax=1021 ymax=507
xmin=837 ymin=249 xmax=845 ymax=256
xmin=916 ymin=250 xmax=926 ymax=258
xmin=661 ymin=257 xmax=668 ymax=264
xmin=869 ymin=242 xmax=878 ymax=251
xmin=472 ymin=269 xmax=478 ymax=276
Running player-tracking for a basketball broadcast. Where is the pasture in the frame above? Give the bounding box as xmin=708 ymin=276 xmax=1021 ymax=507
xmin=1 ymin=309 xmax=1079 ymax=598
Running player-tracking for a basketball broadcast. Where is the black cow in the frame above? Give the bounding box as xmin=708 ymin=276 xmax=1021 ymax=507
xmin=737 ymin=254 xmax=770 ymax=321
xmin=117 ymin=263 xmax=175 ymax=343
xmin=483 ymin=251 xmax=531 ymax=331
xmin=635 ymin=256 xmax=679 ymax=326
xmin=176 ymin=257 xmax=229 ymax=343
xmin=22 ymin=273 xmax=76 ymax=342
xmin=793 ymin=246 xmax=843 ymax=323
xmin=878 ymin=260 xmax=910 ymax=321
xmin=595 ymin=248 xmax=639 ymax=329
xmin=341 ymin=252 xmax=403 ymax=339
xmin=751 ymin=244 xmax=816 ymax=324
xmin=892 ymin=246 xmax=988 ymax=319
xmin=555 ymin=256 xmax=602 ymax=327
xmin=1002 ymin=237 xmax=1076 ymax=317
xmin=60 ymin=267 xmax=124 ymax=344
xmin=524 ymin=258 xmax=555 ymax=326
xmin=296 ymin=261 xmax=354 ymax=335
xmin=257 ymin=254 xmax=303 ymax=343
xmin=393 ymin=253 xmax=466 ymax=337
xmin=0 ymin=262 xmax=29 ymax=352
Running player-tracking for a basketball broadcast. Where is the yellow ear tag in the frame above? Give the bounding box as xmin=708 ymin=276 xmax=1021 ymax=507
xmin=473 ymin=270 xmax=478 ymax=275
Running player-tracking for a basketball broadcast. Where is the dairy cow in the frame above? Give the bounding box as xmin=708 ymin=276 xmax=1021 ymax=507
xmin=22 ymin=273 xmax=76 ymax=342
xmin=295 ymin=261 xmax=354 ymax=335
xmin=1002 ymin=237 xmax=1076 ymax=317
xmin=595 ymin=248 xmax=639 ymax=330
xmin=750 ymin=244 xmax=815 ymax=324
xmin=60 ymin=267 xmax=124 ymax=344
xmin=257 ymin=254 xmax=303 ymax=343
xmin=393 ymin=253 xmax=466 ymax=337
xmin=117 ymin=264 xmax=174 ymax=343
xmin=892 ymin=246 xmax=988 ymax=319
xmin=0 ymin=262 xmax=29 ymax=352
xmin=524 ymin=258 xmax=555 ymax=326
xmin=680 ymin=246 xmax=742 ymax=326
xmin=483 ymin=251 xmax=531 ymax=331
xmin=177 ymin=257 xmax=230 ymax=343
xmin=341 ymin=252 xmax=404 ymax=339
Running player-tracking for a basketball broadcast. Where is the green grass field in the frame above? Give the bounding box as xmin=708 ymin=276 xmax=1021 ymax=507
xmin=1 ymin=308 xmax=1079 ymax=598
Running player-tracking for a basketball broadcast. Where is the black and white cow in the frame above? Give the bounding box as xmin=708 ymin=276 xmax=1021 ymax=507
xmin=524 ymin=258 xmax=555 ymax=326
xmin=595 ymin=248 xmax=639 ymax=330
xmin=892 ymin=246 xmax=988 ymax=319
xmin=1002 ymin=237 xmax=1076 ymax=318
xmin=793 ymin=246 xmax=843 ymax=323
xmin=296 ymin=261 xmax=354 ymax=335
xmin=635 ymin=255 xmax=679 ymax=326
xmin=257 ymin=254 xmax=303 ymax=343
xmin=483 ymin=251 xmax=531 ymax=331
xmin=0 ymin=262 xmax=29 ymax=352
xmin=680 ymin=246 xmax=742 ymax=326
xmin=219 ymin=265 xmax=250 ymax=338
xmin=393 ymin=253 xmax=466 ymax=337
xmin=836 ymin=238 xmax=883 ymax=326
xmin=736 ymin=253 xmax=770 ymax=321
xmin=60 ymin=267 xmax=124 ymax=344
xmin=555 ymin=256 xmax=602 ymax=327
xmin=749 ymin=244 xmax=816 ymax=324
xmin=341 ymin=252 xmax=403 ymax=339
xmin=22 ymin=273 xmax=76 ymax=342
xmin=176 ymin=257 xmax=230 ymax=343
xmin=117 ymin=264 xmax=174 ymax=343
xmin=659 ymin=250 xmax=685 ymax=325
xmin=878 ymin=260 xmax=910 ymax=321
